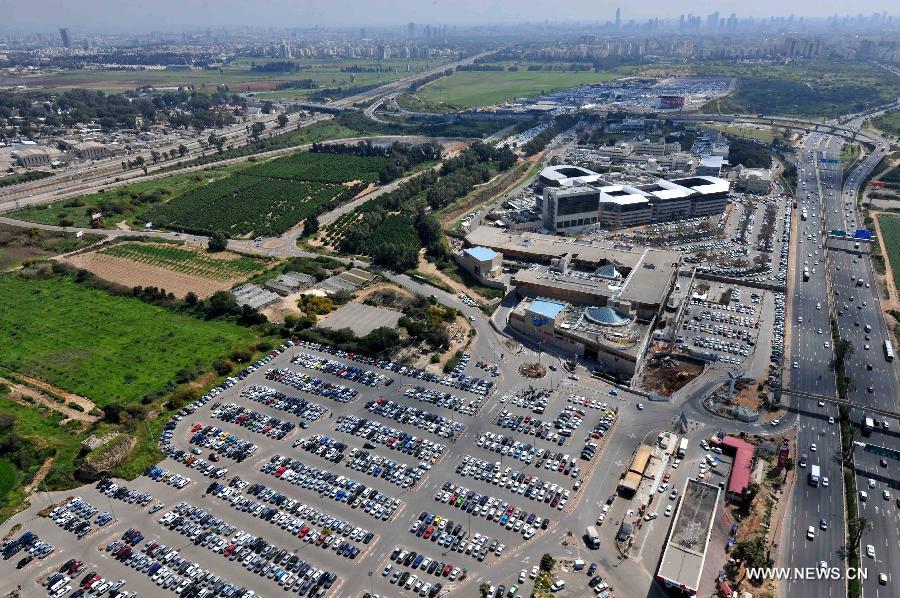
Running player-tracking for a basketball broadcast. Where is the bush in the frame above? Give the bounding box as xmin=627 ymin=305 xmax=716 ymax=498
xmin=230 ymin=348 xmax=253 ymax=363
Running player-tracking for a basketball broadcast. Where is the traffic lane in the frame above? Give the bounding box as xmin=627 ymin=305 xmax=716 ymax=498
xmin=854 ymin=449 xmax=899 ymax=596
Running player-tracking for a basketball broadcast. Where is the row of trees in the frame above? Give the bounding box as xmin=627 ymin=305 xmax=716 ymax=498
xmin=336 ymin=142 xmax=516 ymax=272
xmin=521 ymin=114 xmax=580 ymax=156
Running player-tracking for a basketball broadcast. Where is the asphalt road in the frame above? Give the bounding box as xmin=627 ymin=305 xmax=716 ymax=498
xmin=827 ymin=117 xmax=900 ymax=598
xmin=781 ymin=133 xmax=844 ymax=598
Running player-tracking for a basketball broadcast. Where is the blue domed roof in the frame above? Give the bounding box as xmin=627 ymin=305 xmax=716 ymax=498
xmin=585 ymin=306 xmax=630 ymax=326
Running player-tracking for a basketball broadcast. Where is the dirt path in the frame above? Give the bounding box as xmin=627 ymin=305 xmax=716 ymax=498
xmin=2 ymin=374 xmax=98 ymax=422
xmin=416 ymin=255 xmax=475 ymax=299
xmin=24 ymin=458 xmax=55 ymax=494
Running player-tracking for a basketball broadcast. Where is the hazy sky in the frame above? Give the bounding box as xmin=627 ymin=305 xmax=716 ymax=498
xmin=3 ymin=0 xmax=897 ymax=33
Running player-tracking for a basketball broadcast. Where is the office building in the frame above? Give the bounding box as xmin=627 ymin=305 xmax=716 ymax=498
xmin=540 ymin=165 xmax=731 ymax=233
xmin=59 ymin=27 xmax=71 ymax=48
xmin=456 ymin=246 xmax=503 ymax=285
xmin=13 ymin=147 xmax=51 ymax=168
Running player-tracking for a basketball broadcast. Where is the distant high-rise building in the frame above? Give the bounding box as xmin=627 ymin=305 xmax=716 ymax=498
xmin=58 ymin=27 xmax=71 ymax=48
xmin=615 ymin=8 xmax=621 ymax=29
xmin=707 ymin=11 xmax=719 ymax=30
xmin=407 ymin=22 xmax=415 ymax=39
xmin=280 ymin=40 xmax=292 ymax=59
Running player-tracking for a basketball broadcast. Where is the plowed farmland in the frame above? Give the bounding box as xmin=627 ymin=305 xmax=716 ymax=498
xmin=63 ymin=242 xmax=268 ymax=298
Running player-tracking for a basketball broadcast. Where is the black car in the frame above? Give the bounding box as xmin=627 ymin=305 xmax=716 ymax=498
xmin=16 ymin=555 xmax=33 ymax=569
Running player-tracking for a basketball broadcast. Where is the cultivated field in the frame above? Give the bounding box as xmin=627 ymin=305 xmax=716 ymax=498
xmin=241 ymin=151 xmax=388 ymax=183
xmin=10 ymin=163 xmax=247 ymax=229
xmin=150 ymin=177 xmax=342 ymax=237
xmin=0 ymin=271 xmax=257 ymax=407
xmin=149 ymin=151 xmax=383 ymax=236
xmin=63 ymin=242 xmax=268 ymax=298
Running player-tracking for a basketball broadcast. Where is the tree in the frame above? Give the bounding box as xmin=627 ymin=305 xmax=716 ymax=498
xmin=540 ymin=553 xmax=555 ymax=572
xmin=276 ymin=113 xmax=289 ymax=128
xmin=208 ymin=134 xmax=225 ymax=154
xmin=479 ymin=583 xmax=491 ymax=598
xmin=302 ymin=214 xmax=319 ymax=238
xmin=849 ymin=516 xmax=872 ymax=550
xmin=208 ymin=231 xmax=228 ymax=252
xmin=250 ymin=121 xmax=266 ymax=141
xmin=178 ymin=144 xmax=189 ymax=157
xmin=150 ymin=150 xmax=160 ymax=163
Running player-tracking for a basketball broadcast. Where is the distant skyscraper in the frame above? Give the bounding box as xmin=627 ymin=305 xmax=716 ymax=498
xmin=58 ymin=27 xmax=71 ymax=48
xmin=407 ymin=22 xmax=415 ymax=39
xmin=615 ymin=8 xmax=621 ymax=28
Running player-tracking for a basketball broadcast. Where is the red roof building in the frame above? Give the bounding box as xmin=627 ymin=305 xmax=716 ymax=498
xmin=721 ymin=435 xmax=754 ymax=501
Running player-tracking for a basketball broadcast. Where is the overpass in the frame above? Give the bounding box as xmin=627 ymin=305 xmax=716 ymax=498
xmin=779 ymin=387 xmax=899 ymax=420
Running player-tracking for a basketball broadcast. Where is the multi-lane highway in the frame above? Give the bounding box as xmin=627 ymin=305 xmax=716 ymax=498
xmin=781 ymin=134 xmax=844 ymax=598
xmin=785 ymin=115 xmax=898 ymax=598
xmin=826 ymin=120 xmax=900 ymax=597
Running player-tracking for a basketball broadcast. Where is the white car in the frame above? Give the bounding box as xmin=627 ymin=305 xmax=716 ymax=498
xmin=822 ymin=477 xmax=829 ymax=487
xmin=866 ymin=544 xmax=875 ymax=558
xmin=869 ymin=478 xmax=876 ymax=489
xmin=664 ymin=505 xmax=673 ymax=517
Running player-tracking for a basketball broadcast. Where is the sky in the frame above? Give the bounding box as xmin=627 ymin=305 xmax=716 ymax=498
xmin=2 ymin=0 xmax=897 ymax=33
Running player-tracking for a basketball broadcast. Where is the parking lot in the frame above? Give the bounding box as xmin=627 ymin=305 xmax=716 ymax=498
xmin=0 ymin=337 xmax=626 ymax=598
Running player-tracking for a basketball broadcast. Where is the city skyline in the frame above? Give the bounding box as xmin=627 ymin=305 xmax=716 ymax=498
xmin=3 ymin=0 xmax=899 ymax=34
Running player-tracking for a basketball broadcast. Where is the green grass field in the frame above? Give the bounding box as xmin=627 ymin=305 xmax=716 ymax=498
xmin=871 ymin=110 xmax=900 ymax=137
xmin=877 ymin=214 xmax=900 ymax=291
xmin=0 ymin=225 xmax=103 ymax=270
xmin=412 ymin=70 xmax=618 ymax=109
xmin=10 ymin=163 xmax=249 ymax=229
xmin=697 ymin=60 xmax=899 ymax=117
xmin=0 ymin=459 xmax=14 ymax=504
xmin=709 ymin=124 xmax=777 ymax=144
xmin=9 ymin=57 xmax=450 ymax=94
xmin=0 ymin=273 xmax=257 ymax=406
xmin=101 ymin=243 xmax=268 ymax=281
xmin=0 ymin=396 xmax=87 ymax=520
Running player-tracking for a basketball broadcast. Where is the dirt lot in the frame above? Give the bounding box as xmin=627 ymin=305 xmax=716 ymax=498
xmin=641 ymin=352 xmax=704 ymax=396
xmin=62 ymin=249 xmax=241 ymax=298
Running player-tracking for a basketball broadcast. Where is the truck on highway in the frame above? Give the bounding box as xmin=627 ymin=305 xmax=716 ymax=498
xmin=803 ymin=267 xmax=810 ymax=282
xmin=808 ymin=464 xmax=820 ymax=487
xmin=677 ymin=438 xmax=688 ymax=458
xmin=863 ymin=416 xmax=875 ymax=436
xmin=586 ymin=526 xmax=600 ymax=549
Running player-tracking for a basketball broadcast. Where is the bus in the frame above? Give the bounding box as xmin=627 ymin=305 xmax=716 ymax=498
xmin=808 ymin=464 xmax=820 ymax=487
xmin=885 ymin=339 xmax=895 ymax=362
